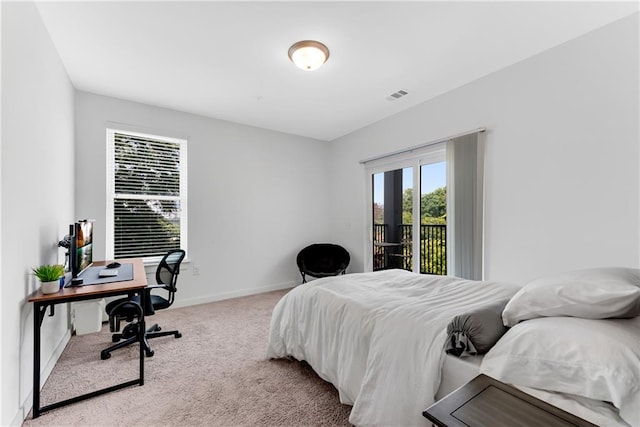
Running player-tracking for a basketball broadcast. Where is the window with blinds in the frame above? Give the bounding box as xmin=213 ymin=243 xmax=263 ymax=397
xmin=106 ymin=128 xmax=188 ymax=261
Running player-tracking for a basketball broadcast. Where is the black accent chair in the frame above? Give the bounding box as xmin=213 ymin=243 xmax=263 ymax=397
xmin=296 ymin=243 xmax=350 ymax=283
xmin=101 ymin=249 xmax=186 ymax=360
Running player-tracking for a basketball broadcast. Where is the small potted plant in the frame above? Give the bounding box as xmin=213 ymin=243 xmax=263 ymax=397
xmin=33 ymin=264 xmax=65 ymax=294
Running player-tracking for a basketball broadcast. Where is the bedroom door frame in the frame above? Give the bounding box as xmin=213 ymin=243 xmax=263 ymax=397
xmin=363 ymin=143 xmax=446 ymax=274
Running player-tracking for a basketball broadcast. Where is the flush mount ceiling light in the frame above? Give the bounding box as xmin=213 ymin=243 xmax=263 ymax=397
xmin=288 ymin=40 xmax=330 ymax=71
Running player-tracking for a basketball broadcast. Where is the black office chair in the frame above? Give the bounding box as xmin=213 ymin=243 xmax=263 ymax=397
xmin=101 ymin=249 xmax=186 ymax=360
xmin=296 ymin=243 xmax=350 ymax=283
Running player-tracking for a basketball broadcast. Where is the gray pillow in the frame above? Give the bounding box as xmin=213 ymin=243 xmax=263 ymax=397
xmin=445 ymin=299 xmax=510 ymax=357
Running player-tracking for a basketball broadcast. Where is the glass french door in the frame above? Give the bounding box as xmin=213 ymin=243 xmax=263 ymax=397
xmin=369 ymin=151 xmax=446 ymax=274
xmin=419 ymin=162 xmax=447 ymax=275
xmin=372 ymin=167 xmax=414 ymax=271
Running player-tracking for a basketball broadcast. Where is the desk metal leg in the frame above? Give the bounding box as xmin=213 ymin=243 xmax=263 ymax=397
xmin=32 ymin=302 xmax=42 ymax=418
xmin=31 ymin=292 xmax=146 ymax=419
xmin=138 ymin=289 xmax=145 ymax=386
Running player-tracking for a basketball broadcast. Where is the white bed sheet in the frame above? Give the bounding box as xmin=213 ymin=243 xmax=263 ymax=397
xmin=267 ymin=269 xmax=521 ymax=426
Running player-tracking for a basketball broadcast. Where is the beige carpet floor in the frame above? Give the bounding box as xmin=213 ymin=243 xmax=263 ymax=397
xmin=23 ymin=289 xmax=352 ymax=426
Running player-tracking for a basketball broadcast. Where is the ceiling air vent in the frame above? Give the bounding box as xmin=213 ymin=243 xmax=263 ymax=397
xmin=386 ymin=89 xmax=409 ymax=101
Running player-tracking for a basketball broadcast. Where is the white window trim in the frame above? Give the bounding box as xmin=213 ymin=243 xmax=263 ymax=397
xmin=105 ymin=127 xmax=188 ymax=263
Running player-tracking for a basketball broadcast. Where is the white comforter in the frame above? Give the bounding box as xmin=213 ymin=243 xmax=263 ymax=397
xmin=267 ymin=269 xmax=521 ymax=426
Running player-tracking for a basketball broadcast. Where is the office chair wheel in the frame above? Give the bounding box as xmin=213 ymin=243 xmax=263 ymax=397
xmin=145 ymin=349 xmax=155 ymax=357
xmin=112 ymin=336 xmax=120 ymax=343
xmin=156 ymin=326 xmax=161 ymax=331
xmin=101 ymin=351 xmax=111 ymax=360
xmin=175 ymin=332 xmax=182 ymax=338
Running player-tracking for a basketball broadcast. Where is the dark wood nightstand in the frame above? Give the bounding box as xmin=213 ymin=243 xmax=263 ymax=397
xmin=423 ymin=374 xmax=597 ymax=427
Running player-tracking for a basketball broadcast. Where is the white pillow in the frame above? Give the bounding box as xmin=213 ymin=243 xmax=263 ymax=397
xmin=480 ymin=316 xmax=640 ymax=427
xmin=502 ymin=267 xmax=640 ymax=326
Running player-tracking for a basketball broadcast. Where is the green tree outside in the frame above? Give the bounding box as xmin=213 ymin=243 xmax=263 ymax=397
xmin=401 ymin=187 xmax=446 ymax=225
xmin=400 ymin=186 xmax=447 ymax=274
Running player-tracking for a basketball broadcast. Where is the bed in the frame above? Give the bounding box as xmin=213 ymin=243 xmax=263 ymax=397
xmin=267 ymin=268 xmax=640 ymax=427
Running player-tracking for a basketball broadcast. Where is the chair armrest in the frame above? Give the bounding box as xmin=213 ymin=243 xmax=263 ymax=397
xmin=146 ymin=284 xmax=173 ymax=293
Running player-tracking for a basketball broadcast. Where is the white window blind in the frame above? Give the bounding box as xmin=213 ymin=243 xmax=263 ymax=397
xmin=106 ymin=128 xmax=188 ymax=261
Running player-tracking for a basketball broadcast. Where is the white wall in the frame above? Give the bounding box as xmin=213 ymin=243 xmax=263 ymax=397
xmin=75 ymin=92 xmax=331 ymax=305
xmin=328 ymin=13 xmax=640 ymax=283
xmin=2 ymin=4 xmax=637 ymax=425
xmin=1 ymin=2 xmax=76 ymax=425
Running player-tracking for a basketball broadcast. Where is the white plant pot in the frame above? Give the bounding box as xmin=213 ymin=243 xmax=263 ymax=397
xmin=41 ymin=280 xmax=60 ymax=294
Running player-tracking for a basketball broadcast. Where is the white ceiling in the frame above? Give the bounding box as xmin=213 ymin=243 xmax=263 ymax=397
xmin=35 ymin=1 xmax=638 ymax=141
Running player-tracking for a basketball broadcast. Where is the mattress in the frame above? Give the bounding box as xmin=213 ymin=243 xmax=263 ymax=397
xmin=435 ymin=354 xmax=482 ymax=400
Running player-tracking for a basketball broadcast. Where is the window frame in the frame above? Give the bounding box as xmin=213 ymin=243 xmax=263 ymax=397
xmin=105 ymin=127 xmax=188 ymax=264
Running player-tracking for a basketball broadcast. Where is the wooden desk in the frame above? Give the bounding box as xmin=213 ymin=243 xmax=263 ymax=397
xmin=28 ymin=258 xmax=148 ymax=418
xmin=423 ymin=374 xmax=597 ymax=427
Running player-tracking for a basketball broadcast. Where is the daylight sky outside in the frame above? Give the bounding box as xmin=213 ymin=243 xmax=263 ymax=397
xmin=373 ymin=162 xmax=446 ymax=204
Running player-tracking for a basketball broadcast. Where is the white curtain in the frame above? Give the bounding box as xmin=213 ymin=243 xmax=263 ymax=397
xmin=446 ymin=132 xmax=485 ymax=280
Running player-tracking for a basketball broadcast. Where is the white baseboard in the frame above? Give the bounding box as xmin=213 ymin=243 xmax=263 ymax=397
xmin=172 ymin=280 xmax=296 ymax=308
xmin=17 ymin=329 xmax=71 ymax=425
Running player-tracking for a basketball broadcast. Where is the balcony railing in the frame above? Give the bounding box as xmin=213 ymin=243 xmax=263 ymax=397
xmin=373 ymin=223 xmax=446 ymax=275
xmin=373 ymin=224 xmax=387 ymax=271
